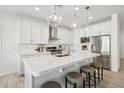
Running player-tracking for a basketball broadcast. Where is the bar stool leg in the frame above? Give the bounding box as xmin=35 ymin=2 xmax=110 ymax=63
xmin=101 ymin=68 xmax=103 ymax=80
xmin=86 ymin=73 xmax=88 ymax=83
xmin=74 ymin=83 xmax=77 ymax=88
xmin=83 ymin=78 xmax=85 ymax=88
xmin=98 ymin=68 xmax=100 ymax=83
xmin=88 ymin=72 xmax=91 ymax=88
xmin=94 ymin=70 xmax=96 ymax=88
xmin=80 ymin=69 xmax=82 ymax=74
xmin=65 ymin=77 xmax=67 ymax=88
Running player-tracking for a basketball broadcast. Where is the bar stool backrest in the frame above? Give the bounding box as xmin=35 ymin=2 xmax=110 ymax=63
xmin=93 ymin=56 xmax=103 ymax=66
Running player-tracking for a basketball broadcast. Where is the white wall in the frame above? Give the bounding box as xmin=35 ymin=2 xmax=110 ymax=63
xmin=120 ymin=29 xmax=124 ymax=58
xmin=0 ymin=17 xmax=1 ymax=63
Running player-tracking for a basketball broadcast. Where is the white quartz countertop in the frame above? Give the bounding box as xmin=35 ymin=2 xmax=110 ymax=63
xmin=18 ymin=52 xmax=51 ymax=57
xmin=24 ymin=51 xmax=100 ymax=77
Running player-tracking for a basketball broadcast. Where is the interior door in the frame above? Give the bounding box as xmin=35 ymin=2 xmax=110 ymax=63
xmin=0 ymin=16 xmax=19 ymax=76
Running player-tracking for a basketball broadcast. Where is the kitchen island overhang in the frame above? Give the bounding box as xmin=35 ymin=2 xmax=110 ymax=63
xmin=24 ymin=52 xmax=100 ymax=88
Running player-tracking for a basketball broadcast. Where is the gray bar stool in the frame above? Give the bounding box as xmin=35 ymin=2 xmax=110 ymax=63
xmin=80 ymin=65 xmax=96 ymax=88
xmin=41 ymin=81 xmax=62 ymax=88
xmin=91 ymin=56 xmax=104 ymax=83
xmin=65 ymin=72 xmax=85 ymax=88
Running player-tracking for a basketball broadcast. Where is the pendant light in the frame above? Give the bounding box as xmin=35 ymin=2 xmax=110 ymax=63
xmin=85 ymin=6 xmax=90 ymax=31
xmin=72 ymin=12 xmax=77 ymax=28
xmin=47 ymin=5 xmax=62 ymax=27
xmin=72 ymin=6 xmax=79 ymax=28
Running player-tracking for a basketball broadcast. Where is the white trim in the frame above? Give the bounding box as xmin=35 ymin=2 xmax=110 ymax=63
xmin=0 ymin=16 xmax=2 ymax=63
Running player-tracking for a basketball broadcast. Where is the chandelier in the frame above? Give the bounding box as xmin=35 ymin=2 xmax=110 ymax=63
xmin=47 ymin=5 xmax=62 ymax=27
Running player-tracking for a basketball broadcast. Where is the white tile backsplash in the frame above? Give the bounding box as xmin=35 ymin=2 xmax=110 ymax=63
xmin=17 ymin=44 xmax=41 ymax=55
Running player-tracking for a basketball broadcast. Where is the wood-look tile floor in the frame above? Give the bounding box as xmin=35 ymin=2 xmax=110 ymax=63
xmin=0 ymin=59 xmax=124 ymax=88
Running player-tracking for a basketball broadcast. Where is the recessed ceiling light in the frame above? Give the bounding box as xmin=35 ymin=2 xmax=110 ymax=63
xmin=89 ymin=16 xmax=93 ymax=19
xmin=74 ymin=6 xmax=79 ymax=11
xmin=35 ymin=7 xmax=40 ymax=11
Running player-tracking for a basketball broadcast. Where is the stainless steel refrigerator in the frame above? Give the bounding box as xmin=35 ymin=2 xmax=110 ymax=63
xmin=91 ymin=35 xmax=111 ymax=70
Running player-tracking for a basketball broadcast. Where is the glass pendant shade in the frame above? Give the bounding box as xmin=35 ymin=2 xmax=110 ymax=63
xmin=47 ymin=6 xmax=62 ymax=27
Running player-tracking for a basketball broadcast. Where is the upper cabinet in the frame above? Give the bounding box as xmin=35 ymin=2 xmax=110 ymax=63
xmin=19 ymin=20 xmax=31 ymax=43
xmin=57 ymin=28 xmax=73 ymax=44
xmin=40 ymin=24 xmax=49 ymax=44
xmin=57 ymin=28 xmax=65 ymax=44
xmin=89 ymin=20 xmax=111 ymax=36
xmin=90 ymin=24 xmax=100 ymax=36
xmin=31 ymin=22 xmax=41 ymax=43
xmin=99 ymin=21 xmax=111 ymax=35
xmin=19 ymin=19 xmax=49 ymax=44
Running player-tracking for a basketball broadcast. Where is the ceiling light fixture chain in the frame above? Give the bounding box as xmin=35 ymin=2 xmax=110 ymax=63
xmin=53 ymin=5 xmax=57 ymax=15
xmin=86 ymin=6 xmax=89 ymax=26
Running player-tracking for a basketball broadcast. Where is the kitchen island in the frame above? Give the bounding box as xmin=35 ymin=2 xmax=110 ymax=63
xmin=24 ymin=51 xmax=100 ymax=88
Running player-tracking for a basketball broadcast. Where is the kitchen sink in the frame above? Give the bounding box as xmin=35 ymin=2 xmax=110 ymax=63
xmin=54 ymin=54 xmax=69 ymax=57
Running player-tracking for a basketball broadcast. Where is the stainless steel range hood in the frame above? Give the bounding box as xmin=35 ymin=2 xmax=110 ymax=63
xmin=49 ymin=25 xmax=60 ymax=40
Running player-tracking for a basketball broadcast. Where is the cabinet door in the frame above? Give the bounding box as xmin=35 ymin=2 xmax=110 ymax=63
xmin=63 ymin=29 xmax=68 ymax=44
xmin=41 ymin=24 xmax=49 ymax=44
xmin=81 ymin=27 xmax=91 ymax=37
xmin=91 ymin=24 xmax=100 ymax=36
xmin=57 ymin=28 xmax=64 ymax=44
xmin=31 ymin=22 xmax=41 ymax=43
xmin=1 ymin=16 xmax=19 ymax=76
xmin=20 ymin=20 xmax=31 ymax=43
xmin=67 ymin=31 xmax=73 ymax=44
xmin=100 ymin=21 xmax=111 ymax=35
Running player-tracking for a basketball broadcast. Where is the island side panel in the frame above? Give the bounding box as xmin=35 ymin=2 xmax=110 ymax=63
xmin=33 ymin=59 xmax=92 ymax=88
xmin=25 ymin=64 xmax=34 ymax=88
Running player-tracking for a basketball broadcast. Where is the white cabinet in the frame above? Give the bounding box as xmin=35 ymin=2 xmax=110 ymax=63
xmin=90 ymin=24 xmax=100 ymax=36
xmin=40 ymin=24 xmax=49 ymax=44
xmin=67 ymin=31 xmax=74 ymax=44
xmin=57 ymin=28 xmax=64 ymax=44
xmin=88 ymin=20 xmax=111 ymax=36
xmin=99 ymin=21 xmax=111 ymax=35
xmin=0 ymin=16 xmax=19 ymax=76
xmin=31 ymin=22 xmax=41 ymax=43
xmin=57 ymin=28 xmax=73 ymax=44
xmin=20 ymin=20 xmax=31 ymax=43
xmin=19 ymin=20 xmax=49 ymax=44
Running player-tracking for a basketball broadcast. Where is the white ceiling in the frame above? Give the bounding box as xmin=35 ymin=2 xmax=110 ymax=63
xmin=0 ymin=5 xmax=124 ymax=30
